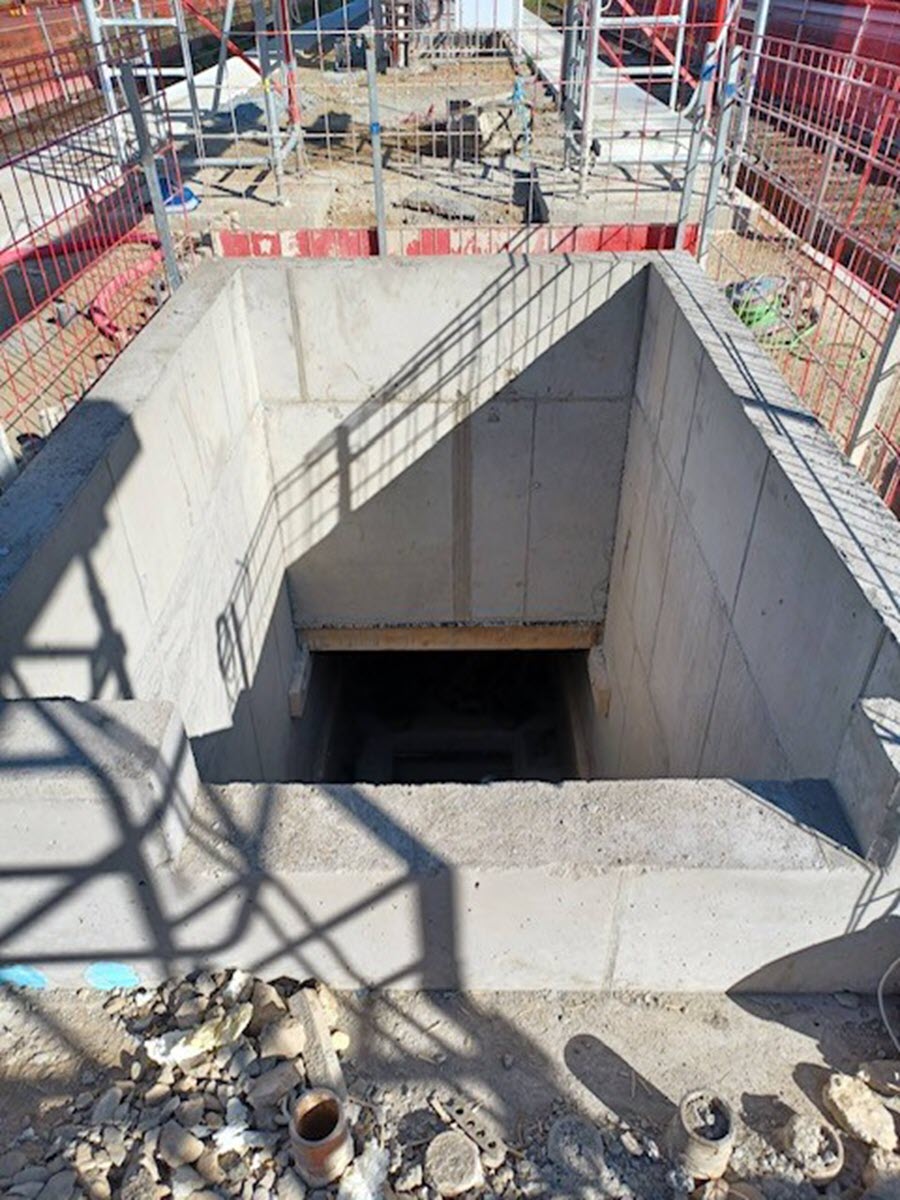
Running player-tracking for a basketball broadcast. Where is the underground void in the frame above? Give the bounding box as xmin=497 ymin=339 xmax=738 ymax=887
xmin=298 ymin=650 xmax=583 ymax=784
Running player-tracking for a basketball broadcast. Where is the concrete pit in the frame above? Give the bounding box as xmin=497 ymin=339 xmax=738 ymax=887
xmin=0 ymin=253 xmax=898 ymax=991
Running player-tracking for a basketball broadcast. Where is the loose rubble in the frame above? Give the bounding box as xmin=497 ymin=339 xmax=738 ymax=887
xmin=822 ymin=1073 xmax=898 ymax=1151
xmin=1 ymin=972 xmax=900 ymax=1200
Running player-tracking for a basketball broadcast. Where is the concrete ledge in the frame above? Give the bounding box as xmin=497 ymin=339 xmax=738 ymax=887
xmin=1 ymin=745 xmax=893 ymax=992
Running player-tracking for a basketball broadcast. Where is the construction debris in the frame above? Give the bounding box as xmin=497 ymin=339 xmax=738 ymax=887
xmin=2 ymin=972 xmax=900 ymax=1199
xmin=822 ymin=1073 xmax=898 ymax=1151
xmin=424 ymin=1129 xmax=484 ymax=1196
xmin=399 ymin=190 xmax=480 ymax=222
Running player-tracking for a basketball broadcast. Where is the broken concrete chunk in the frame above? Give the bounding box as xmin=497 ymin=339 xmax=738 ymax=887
xmin=258 ymin=1016 xmax=307 ymax=1061
xmin=424 ymin=1131 xmax=483 ymax=1197
xmin=822 ymin=1073 xmax=897 ymax=1151
xmin=248 ymin=980 xmax=287 ymax=1034
xmin=247 ymin=1060 xmax=305 ymax=1110
xmin=145 ymin=1003 xmax=253 ymax=1068
xmin=288 ymin=988 xmax=347 ymax=1100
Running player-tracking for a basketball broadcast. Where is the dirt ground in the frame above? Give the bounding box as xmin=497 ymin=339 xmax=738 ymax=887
xmin=2 ymin=983 xmax=899 ymax=1197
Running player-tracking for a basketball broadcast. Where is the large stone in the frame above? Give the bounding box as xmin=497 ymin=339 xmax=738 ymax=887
xmin=246 ymin=1060 xmax=304 ymax=1110
xmin=424 ymin=1131 xmax=483 ymax=1197
xmin=822 ymin=1074 xmax=897 ymax=1151
xmin=258 ymin=1017 xmax=306 ymax=1061
xmin=158 ymin=1121 xmax=205 ymax=1168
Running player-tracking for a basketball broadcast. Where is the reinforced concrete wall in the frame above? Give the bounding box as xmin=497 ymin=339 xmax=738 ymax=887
xmin=598 ymin=258 xmax=900 ymax=861
xmin=245 ymin=256 xmax=644 ymax=627
xmin=0 ymin=266 xmax=298 ymax=783
xmin=1 ymin=255 xmax=899 ymax=993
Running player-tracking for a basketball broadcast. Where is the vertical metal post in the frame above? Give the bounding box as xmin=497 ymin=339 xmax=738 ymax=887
xmin=578 ymin=0 xmax=600 ymax=196
xmin=849 ymin=306 xmax=900 ymax=466
xmin=730 ymin=0 xmax=770 ymax=178
xmin=676 ymin=43 xmax=714 ymax=250
xmin=668 ymin=0 xmax=690 ymax=110
xmin=82 ymin=0 xmax=127 ymax=161
xmin=171 ymin=0 xmax=206 ymax=160
xmin=36 ymin=8 xmax=71 ymax=102
xmin=210 ymin=0 xmax=237 ymax=114
xmin=560 ymin=0 xmax=576 ymax=116
xmin=365 ymin=35 xmax=388 ymax=256
xmin=120 ymin=62 xmax=182 ymax=294
xmin=697 ymin=45 xmax=741 ymax=267
xmin=278 ymin=0 xmax=303 ymax=171
xmin=252 ymin=0 xmax=286 ymax=204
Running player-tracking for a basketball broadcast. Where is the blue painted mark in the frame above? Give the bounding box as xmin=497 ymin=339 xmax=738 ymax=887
xmin=0 ymin=964 xmax=48 ymax=989
xmin=84 ymin=962 xmax=140 ymax=991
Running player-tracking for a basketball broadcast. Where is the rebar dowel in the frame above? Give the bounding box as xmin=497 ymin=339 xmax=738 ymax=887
xmin=697 ymin=45 xmax=741 ymax=267
xmin=365 ymin=37 xmax=388 ymax=257
xmin=119 ymin=62 xmax=182 ymax=295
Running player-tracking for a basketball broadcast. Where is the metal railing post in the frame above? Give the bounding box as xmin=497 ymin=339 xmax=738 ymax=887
xmin=365 ymin=33 xmax=388 ymax=256
xmin=668 ymin=0 xmax=690 ymax=110
xmin=730 ymin=0 xmax=770 ymax=184
xmin=171 ymin=0 xmax=206 ymax=160
xmin=578 ymin=0 xmax=600 ymax=195
xmin=252 ymin=0 xmax=286 ymax=204
xmin=676 ymin=43 xmax=715 ymax=251
xmin=120 ymin=62 xmax=183 ymax=295
xmin=82 ymin=0 xmax=127 ymax=162
xmin=697 ymin=45 xmax=741 ymax=267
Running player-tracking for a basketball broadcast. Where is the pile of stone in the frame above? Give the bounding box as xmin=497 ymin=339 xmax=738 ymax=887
xmin=0 ymin=970 xmax=349 ymax=1200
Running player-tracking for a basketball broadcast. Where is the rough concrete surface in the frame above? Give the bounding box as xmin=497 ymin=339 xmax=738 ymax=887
xmin=0 ymin=254 xmax=898 ymax=992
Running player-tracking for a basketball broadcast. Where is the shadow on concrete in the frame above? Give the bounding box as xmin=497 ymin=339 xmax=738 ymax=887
xmin=727 ymin=913 xmax=900 ymax=994
xmin=0 ymin=249 xmax=638 ymax=1145
xmin=0 ymin=250 xmax=897 ymax=1167
xmin=564 ymin=1033 xmax=675 ymax=1128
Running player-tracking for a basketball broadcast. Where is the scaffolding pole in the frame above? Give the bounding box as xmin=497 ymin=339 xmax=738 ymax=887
xmin=120 ymin=62 xmax=182 ymax=294
xmin=697 ymin=46 xmax=741 ymax=267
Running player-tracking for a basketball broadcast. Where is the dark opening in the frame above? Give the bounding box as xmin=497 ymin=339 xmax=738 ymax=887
xmin=296 ymin=1096 xmax=340 ymax=1142
xmin=297 ymin=650 xmax=585 ymax=784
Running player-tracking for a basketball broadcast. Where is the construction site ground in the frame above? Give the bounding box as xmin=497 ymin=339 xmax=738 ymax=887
xmin=1 ymin=981 xmax=899 ymax=1198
